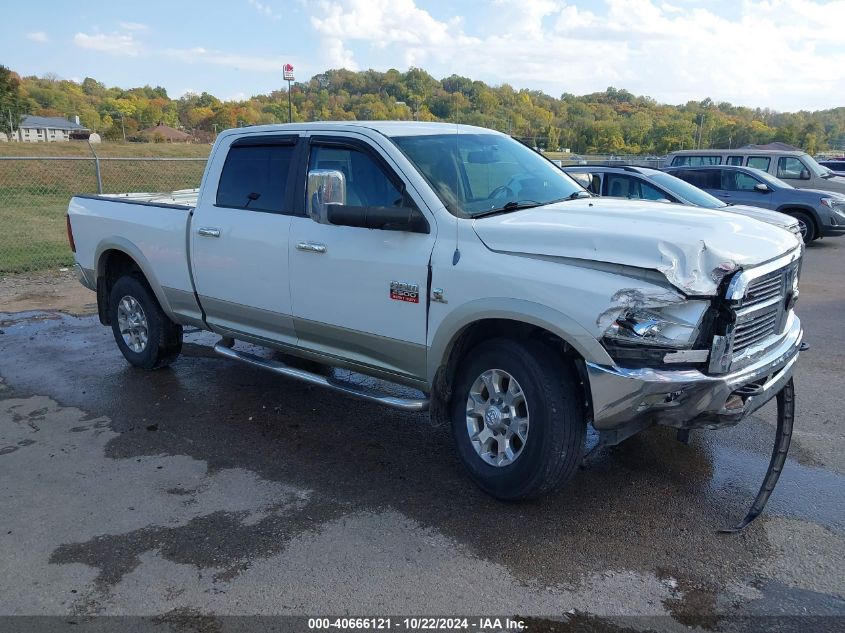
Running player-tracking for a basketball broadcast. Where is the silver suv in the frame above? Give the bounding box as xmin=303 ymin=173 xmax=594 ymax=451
xmin=665 ymin=149 xmax=845 ymax=196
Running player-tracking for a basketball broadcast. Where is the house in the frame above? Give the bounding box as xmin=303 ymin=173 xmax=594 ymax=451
xmin=139 ymin=122 xmax=190 ymax=143
xmin=17 ymin=115 xmax=90 ymax=142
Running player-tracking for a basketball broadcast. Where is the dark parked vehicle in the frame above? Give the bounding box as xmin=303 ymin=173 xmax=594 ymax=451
xmin=818 ymin=160 xmax=845 ymax=177
xmin=563 ymin=165 xmax=801 ymax=239
xmin=665 ymin=165 xmax=845 ymax=243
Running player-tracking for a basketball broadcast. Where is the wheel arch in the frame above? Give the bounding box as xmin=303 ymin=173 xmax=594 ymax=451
xmin=427 ymin=300 xmax=611 ymax=426
xmin=775 ymin=204 xmax=821 ymax=237
xmin=95 ymin=239 xmax=175 ymax=325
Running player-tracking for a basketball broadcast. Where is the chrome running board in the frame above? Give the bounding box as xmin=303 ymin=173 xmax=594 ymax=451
xmin=213 ymin=342 xmax=430 ymax=412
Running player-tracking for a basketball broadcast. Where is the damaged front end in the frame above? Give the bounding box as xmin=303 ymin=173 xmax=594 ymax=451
xmin=587 ymin=248 xmax=803 ymax=438
xmin=586 ymin=249 xmax=803 ymax=531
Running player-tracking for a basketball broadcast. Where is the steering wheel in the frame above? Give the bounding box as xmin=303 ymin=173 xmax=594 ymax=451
xmin=488 ymin=184 xmax=515 ymax=200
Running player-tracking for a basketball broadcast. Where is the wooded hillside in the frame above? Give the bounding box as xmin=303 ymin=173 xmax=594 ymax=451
xmin=2 ymin=65 xmax=843 ymax=154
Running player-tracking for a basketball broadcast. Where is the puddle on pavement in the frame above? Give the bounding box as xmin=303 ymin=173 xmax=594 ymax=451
xmin=708 ymin=443 xmax=844 ymax=535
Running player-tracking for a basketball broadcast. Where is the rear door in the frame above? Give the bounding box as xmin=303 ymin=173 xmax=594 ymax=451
xmin=602 ymin=173 xmax=676 ymax=202
xmin=190 ymin=134 xmax=301 ymax=343
xmin=674 ymin=169 xmax=722 ymax=199
xmin=287 ymin=133 xmax=436 ymax=381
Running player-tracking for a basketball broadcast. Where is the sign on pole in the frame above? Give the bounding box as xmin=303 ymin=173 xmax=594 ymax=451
xmin=283 ymin=63 xmax=295 ymax=123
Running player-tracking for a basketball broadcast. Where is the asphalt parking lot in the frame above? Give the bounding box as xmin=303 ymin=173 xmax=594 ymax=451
xmin=1 ymin=239 xmax=843 ymax=630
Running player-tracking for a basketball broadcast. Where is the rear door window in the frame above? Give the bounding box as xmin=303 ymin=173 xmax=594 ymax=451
xmin=675 ymin=169 xmax=720 ymax=190
xmin=216 ymin=142 xmax=296 ymax=212
xmin=726 ymin=156 xmax=744 ymax=166
xmin=746 ymin=156 xmax=771 ymax=171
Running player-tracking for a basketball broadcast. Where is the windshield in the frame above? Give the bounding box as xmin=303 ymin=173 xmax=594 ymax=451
xmin=649 ymin=172 xmax=725 ymax=209
xmin=391 ymin=133 xmax=584 ymax=217
xmin=748 ymin=167 xmax=793 ymax=189
xmin=801 ymin=153 xmax=834 ymax=178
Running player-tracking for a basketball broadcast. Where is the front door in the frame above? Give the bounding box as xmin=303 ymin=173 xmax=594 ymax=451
xmin=288 ymin=135 xmax=435 ymax=380
xmin=191 ymin=135 xmax=300 ymax=343
xmin=720 ymin=169 xmax=775 ymax=209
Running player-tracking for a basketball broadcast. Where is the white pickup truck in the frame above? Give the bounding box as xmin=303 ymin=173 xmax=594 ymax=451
xmin=68 ymin=122 xmax=803 ymax=509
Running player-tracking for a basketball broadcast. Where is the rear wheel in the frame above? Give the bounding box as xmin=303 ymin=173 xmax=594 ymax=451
xmin=109 ymin=275 xmax=183 ymax=369
xmin=789 ymin=211 xmax=816 ymax=244
xmin=450 ymin=338 xmax=585 ymax=500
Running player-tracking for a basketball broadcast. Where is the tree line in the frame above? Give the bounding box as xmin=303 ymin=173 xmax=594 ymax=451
xmin=2 ymin=65 xmax=843 ymax=154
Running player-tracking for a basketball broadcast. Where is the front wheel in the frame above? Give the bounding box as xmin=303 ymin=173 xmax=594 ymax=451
xmin=789 ymin=211 xmax=816 ymax=244
xmin=109 ymin=275 xmax=183 ymax=370
xmin=450 ymin=338 xmax=585 ymax=500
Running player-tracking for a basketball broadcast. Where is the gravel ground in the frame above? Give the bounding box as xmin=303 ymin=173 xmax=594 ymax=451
xmin=0 ymin=240 xmax=843 ymax=631
xmin=0 ymin=268 xmax=96 ymax=315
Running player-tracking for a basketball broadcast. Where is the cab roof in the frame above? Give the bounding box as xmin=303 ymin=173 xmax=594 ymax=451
xmin=220 ymin=121 xmax=501 ymax=139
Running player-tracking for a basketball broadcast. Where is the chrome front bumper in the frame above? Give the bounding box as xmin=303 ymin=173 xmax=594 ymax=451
xmin=586 ymin=314 xmax=802 ymax=431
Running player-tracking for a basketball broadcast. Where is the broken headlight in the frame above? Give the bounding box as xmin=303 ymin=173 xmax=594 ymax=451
xmin=602 ymin=301 xmax=710 ymax=367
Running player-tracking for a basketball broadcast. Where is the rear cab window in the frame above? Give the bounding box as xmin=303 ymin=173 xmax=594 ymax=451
xmin=216 ymin=138 xmax=297 ymax=212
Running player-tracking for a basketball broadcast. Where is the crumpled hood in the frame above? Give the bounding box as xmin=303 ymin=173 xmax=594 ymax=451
xmin=472 ymin=198 xmax=800 ymax=296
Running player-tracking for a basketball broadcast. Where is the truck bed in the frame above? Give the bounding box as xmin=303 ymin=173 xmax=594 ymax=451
xmin=95 ymin=188 xmax=200 ymax=208
xmin=68 ymin=189 xmax=202 ymax=324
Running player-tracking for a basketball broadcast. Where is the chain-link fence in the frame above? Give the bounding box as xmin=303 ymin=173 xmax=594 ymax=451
xmin=0 ymin=157 xmax=206 ymax=273
xmin=0 ymin=152 xmax=667 ymax=275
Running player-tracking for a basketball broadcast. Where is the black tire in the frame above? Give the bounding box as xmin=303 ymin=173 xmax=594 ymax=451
xmin=450 ymin=338 xmax=585 ymax=500
xmin=108 ymin=274 xmax=183 ymax=370
xmin=789 ymin=211 xmax=816 ymax=244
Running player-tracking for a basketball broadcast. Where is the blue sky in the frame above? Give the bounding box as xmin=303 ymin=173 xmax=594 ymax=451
xmin=3 ymin=0 xmax=844 ymax=111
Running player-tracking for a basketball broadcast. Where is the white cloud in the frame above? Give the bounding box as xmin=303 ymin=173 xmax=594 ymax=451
xmin=163 ymin=47 xmax=286 ymax=73
xmin=248 ymin=0 xmax=281 ymax=20
xmin=26 ymin=31 xmax=49 ymax=43
xmin=304 ymin=0 xmax=845 ymax=110
xmin=118 ymin=21 xmax=149 ymax=31
xmin=73 ymin=31 xmax=142 ymax=56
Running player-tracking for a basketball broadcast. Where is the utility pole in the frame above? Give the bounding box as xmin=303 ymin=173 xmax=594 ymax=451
xmin=113 ymin=112 xmax=126 ymax=142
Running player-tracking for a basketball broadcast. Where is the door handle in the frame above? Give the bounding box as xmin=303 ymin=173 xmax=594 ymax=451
xmin=198 ymin=227 xmax=221 ymax=238
xmin=296 ymin=241 xmax=327 ymax=254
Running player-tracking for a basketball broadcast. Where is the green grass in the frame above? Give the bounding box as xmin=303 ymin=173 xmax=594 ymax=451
xmin=0 ymin=141 xmax=211 ymax=158
xmin=0 ymin=157 xmax=207 ymax=273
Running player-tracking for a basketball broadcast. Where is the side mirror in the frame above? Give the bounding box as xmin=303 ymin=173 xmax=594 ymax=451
xmin=800 ymin=169 xmax=811 ymax=180
xmin=307 ymin=169 xmax=346 ymax=223
xmin=754 ymin=183 xmax=771 ymax=193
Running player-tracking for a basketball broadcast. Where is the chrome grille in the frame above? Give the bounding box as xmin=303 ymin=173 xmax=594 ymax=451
xmin=743 ymin=268 xmax=788 ymax=308
xmin=733 ymin=305 xmax=780 ymax=353
xmin=710 ymin=251 xmax=801 ymax=374
xmin=731 ymin=264 xmax=793 ymax=356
